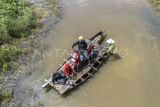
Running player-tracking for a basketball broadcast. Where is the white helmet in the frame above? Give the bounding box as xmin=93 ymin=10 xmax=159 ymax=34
xmin=106 ymin=38 xmax=115 ymax=44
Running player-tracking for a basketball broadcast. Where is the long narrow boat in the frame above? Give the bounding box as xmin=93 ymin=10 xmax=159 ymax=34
xmin=42 ymin=30 xmax=116 ymax=95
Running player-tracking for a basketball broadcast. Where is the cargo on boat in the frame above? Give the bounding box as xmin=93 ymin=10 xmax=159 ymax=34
xmin=42 ymin=30 xmax=117 ymax=95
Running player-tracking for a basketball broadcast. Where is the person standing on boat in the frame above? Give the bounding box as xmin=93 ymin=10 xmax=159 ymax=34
xmin=72 ymin=36 xmax=88 ymax=51
xmin=72 ymin=36 xmax=90 ymax=62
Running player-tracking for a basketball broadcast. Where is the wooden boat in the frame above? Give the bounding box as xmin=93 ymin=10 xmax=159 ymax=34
xmin=42 ymin=30 xmax=116 ymax=95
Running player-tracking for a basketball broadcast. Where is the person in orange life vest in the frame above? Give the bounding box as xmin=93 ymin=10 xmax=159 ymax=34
xmin=64 ymin=63 xmax=75 ymax=78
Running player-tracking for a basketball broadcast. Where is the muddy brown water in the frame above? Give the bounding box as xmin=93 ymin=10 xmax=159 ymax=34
xmin=12 ymin=0 xmax=160 ymax=107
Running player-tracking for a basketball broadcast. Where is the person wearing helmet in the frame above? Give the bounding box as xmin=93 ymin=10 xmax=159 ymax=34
xmin=72 ymin=36 xmax=90 ymax=65
xmin=106 ymin=38 xmax=115 ymax=55
xmin=72 ymin=36 xmax=88 ymax=50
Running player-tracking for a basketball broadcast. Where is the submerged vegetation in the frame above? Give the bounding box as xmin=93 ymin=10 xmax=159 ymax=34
xmin=0 ymin=0 xmax=39 ymax=105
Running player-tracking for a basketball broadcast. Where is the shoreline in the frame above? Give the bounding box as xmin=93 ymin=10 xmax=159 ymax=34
xmin=0 ymin=0 xmax=60 ymax=106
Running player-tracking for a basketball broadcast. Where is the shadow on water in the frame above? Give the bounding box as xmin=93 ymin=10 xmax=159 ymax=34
xmin=106 ymin=54 xmax=122 ymax=61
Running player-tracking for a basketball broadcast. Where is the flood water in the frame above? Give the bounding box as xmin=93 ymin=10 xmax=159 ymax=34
xmin=13 ymin=0 xmax=160 ymax=107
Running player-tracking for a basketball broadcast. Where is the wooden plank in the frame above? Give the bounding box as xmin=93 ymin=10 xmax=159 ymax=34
xmin=75 ymin=67 xmax=91 ymax=80
xmin=50 ymin=83 xmax=70 ymax=94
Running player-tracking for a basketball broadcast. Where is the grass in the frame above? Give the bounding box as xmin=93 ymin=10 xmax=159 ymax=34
xmin=151 ymin=0 xmax=160 ymax=9
xmin=0 ymin=0 xmax=39 ymax=73
xmin=0 ymin=0 xmax=59 ymax=105
xmin=0 ymin=47 xmax=23 ymax=72
xmin=0 ymin=87 xmax=13 ymax=106
xmin=0 ymin=0 xmax=38 ymax=44
xmin=0 ymin=0 xmax=39 ymax=104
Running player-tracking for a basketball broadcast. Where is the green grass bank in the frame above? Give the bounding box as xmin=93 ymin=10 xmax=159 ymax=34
xmin=0 ymin=0 xmax=39 ymax=105
xmin=0 ymin=0 xmax=39 ymax=72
